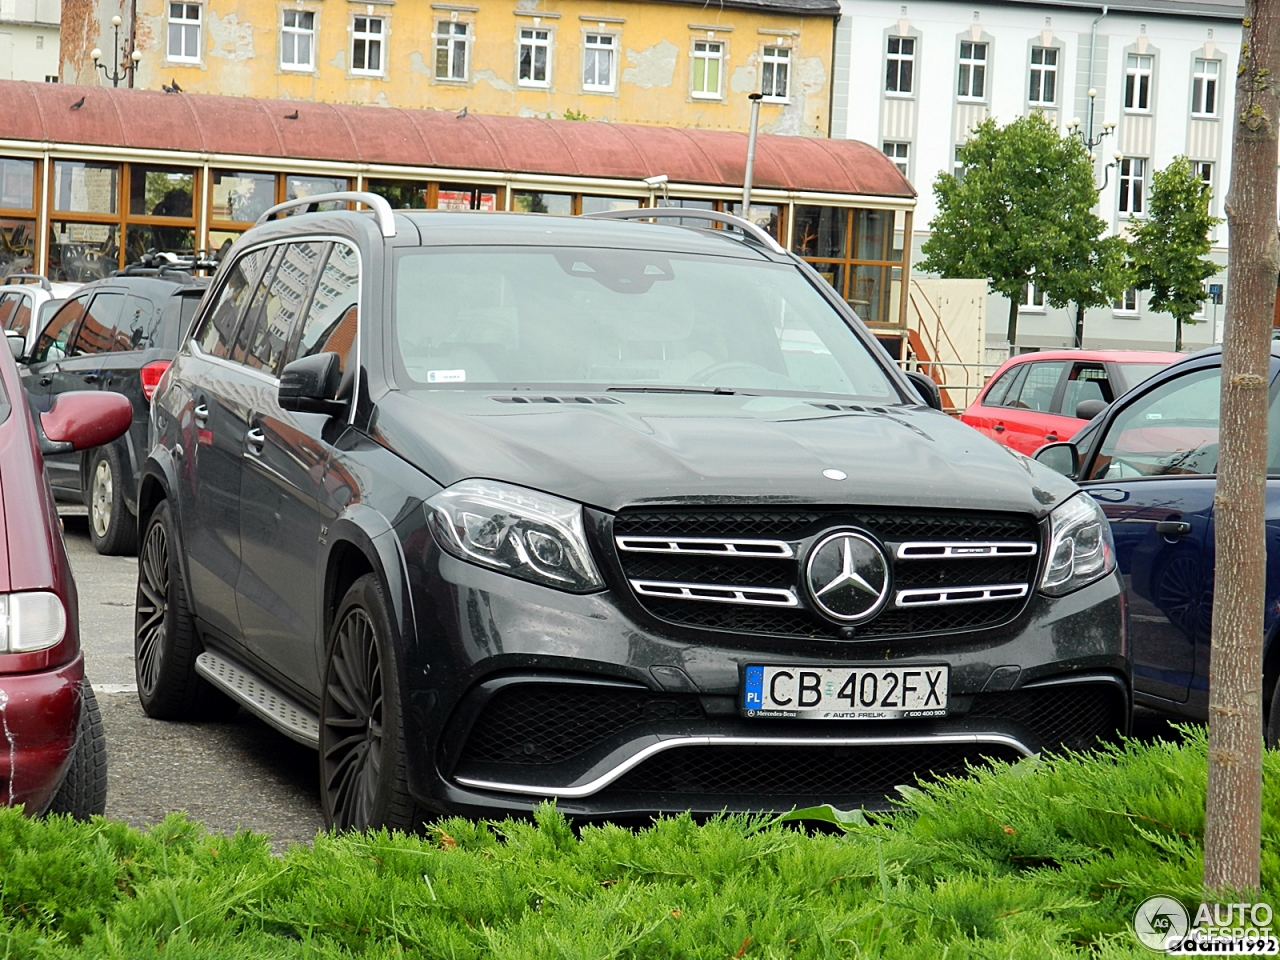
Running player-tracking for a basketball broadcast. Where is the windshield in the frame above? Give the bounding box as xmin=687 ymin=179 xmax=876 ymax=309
xmin=393 ymin=247 xmax=899 ymax=400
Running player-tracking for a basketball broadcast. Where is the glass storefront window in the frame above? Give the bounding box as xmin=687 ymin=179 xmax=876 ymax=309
xmin=512 ymin=191 xmax=572 ymax=215
xmin=810 ymin=262 xmax=845 ymax=300
xmin=792 ymin=205 xmax=846 ymax=259
xmin=126 ymin=225 xmax=195 ymax=262
xmin=0 ymin=219 xmax=37 ymax=277
xmin=580 ymin=195 xmax=641 ymax=214
xmin=286 ymin=175 xmax=348 ymax=210
xmin=0 ymin=159 xmax=35 ymax=211
xmin=852 ymin=208 xmax=893 ymax=262
xmin=211 ymin=170 xmax=277 ymax=222
xmin=129 ymin=165 xmax=195 ymax=218
xmin=48 ymin=221 xmax=121 ymax=283
xmin=437 ymin=184 xmax=499 ymax=211
xmin=367 ymin=179 xmax=430 ymax=209
xmin=54 ymin=161 xmax=120 ymax=214
xmin=725 ymin=202 xmax=782 ymax=241
xmin=209 ymin=230 xmax=243 ymax=261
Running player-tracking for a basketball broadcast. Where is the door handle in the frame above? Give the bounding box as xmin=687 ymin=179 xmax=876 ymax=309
xmin=1155 ymin=521 xmax=1192 ymax=538
xmin=993 ymin=424 xmax=1006 ymax=433
xmin=82 ymin=373 xmax=98 ymax=383
xmin=39 ymin=376 xmax=52 ymax=386
xmin=193 ymin=403 xmax=209 ymax=425
xmin=245 ymin=427 xmax=265 ymax=453
xmin=1045 ymin=433 xmax=1059 ymax=442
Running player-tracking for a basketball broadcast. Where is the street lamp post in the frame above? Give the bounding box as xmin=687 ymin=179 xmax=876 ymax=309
xmin=91 ymin=16 xmax=141 ymax=88
xmin=1064 ymin=88 xmax=1120 ymax=347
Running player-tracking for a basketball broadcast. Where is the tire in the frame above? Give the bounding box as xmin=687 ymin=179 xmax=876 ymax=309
xmin=45 ymin=682 xmax=107 ymax=820
xmin=134 ymin=500 xmax=233 ymax=720
xmin=320 ymin=574 xmax=422 ymax=832
xmin=86 ymin=445 xmax=138 ymax=556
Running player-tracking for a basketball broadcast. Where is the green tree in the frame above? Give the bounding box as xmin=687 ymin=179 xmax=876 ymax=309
xmin=1128 ymin=156 xmax=1222 ymax=350
xmin=920 ymin=114 xmax=1123 ymax=347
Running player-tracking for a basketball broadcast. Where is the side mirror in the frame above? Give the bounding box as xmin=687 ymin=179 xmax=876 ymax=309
xmin=1075 ymin=398 xmax=1108 ymax=421
xmin=279 ymin=352 xmax=346 ymax=416
xmin=5 ymin=330 xmax=23 ymax=361
xmin=39 ymin=391 xmax=132 ymax=454
xmin=903 ymin=370 xmax=943 ymax=411
xmin=1033 ymin=441 xmax=1080 ymax=479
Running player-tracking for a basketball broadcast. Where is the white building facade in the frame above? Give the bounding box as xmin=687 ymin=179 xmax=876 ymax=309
xmin=832 ymin=0 xmax=1244 ymax=354
xmin=0 ymin=0 xmax=59 ymax=82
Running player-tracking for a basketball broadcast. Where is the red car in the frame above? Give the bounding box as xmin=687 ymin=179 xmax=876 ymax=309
xmin=961 ymin=350 xmax=1182 ymax=456
xmin=0 ymin=330 xmax=131 ymax=817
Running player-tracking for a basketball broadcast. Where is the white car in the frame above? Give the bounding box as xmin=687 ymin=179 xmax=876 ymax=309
xmin=0 ymin=275 xmax=82 ymax=357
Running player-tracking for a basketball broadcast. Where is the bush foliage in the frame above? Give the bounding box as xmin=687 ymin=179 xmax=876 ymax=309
xmin=1 ymin=730 xmax=1277 ymax=958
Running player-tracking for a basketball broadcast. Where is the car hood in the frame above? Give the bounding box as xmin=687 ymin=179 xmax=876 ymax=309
xmin=372 ymin=390 xmax=1079 ymax=517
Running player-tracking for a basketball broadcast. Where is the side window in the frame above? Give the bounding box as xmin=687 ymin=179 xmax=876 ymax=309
xmin=196 ymin=246 xmax=273 ymax=359
xmin=1007 ymin=360 xmax=1066 ymax=412
xmin=158 ymin=291 xmax=203 ymax=352
xmin=32 ymin=295 xmax=88 ymax=363
xmin=1061 ymin=363 xmax=1114 ymax=416
xmin=290 ymin=242 xmax=359 ymax=374
xmin=233 ymin=245 xmax=285 ymax=365
xmin=8 ymin=295 xmax=32 ymax=339
xmin=114 ymin=294 xmax=158 ymax=351
xmin=982 ymin=365 xmax=1025 ymax=407
xmin=1089 ymin=367 xmax=1221 ymax=480
xmin=71 ymin=292 xmax=126 ymax=357
xmin=0 ymin=293 xmax=19 ymax=329
xmin=244 ymin=242 xmax=318 ymax=374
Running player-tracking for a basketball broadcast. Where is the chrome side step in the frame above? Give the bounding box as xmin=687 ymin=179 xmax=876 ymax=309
xmin=195 ymin=651 xmax=320 ymax=747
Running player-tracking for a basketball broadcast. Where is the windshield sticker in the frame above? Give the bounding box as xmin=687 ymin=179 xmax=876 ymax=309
xmin=427 ymin=369 xmax=466 ymax=384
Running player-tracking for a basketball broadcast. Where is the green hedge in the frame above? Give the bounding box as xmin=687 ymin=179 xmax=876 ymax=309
xmin=1 ymin=730 xmax=1276 ymax=959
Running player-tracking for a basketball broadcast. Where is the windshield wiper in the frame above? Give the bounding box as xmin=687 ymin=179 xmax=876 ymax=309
xmin=605 ymin=385 xmax=738 ymax=396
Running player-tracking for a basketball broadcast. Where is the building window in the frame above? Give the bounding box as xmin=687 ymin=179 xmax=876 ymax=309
xmin=1114 ymin=287 xmax=1138 ymax=313
xmin=1192 ymin=58 xmax=1219 ymax=116
xmin=692 ymin=40 xmax=724 ymax=99
xmin=883 ymin=141 xmax=909 ymax=175
xmin=1125 ymin=54 xmax=1153 ymax=111
xmin=1118 ymin=157 xmax=1146 ymax=215
xmin=1022 ymin=280 xmax=1046 ymax=310
xmin=1028 ymin=46 xmax=1057 ymax=104
xmin=281 ymin=10 xmax=315 ymax=70
xmin=885 ymin=36 xmax=914 ymax=94
xmin=436 ymin=21 xmax=469 ymax=81
xmin=953 ymin=146 xmax=966 ymax=182
xmin=168 ymin=2 xmax=201 ymax=63
xmin=518 ymin=27 xmax=551 ymax=87
xmin=761 ymin=46 xmax=790 ymax=101
xmin=957 ymin=41 xmax=987 ymax=99
xmin=583 ymin=33 xmax=615 ymax=91
xmin=1193 ymin=160 xmax=1213 ymax=190
xmin=351 ymin=16 xmax=384 ymax=75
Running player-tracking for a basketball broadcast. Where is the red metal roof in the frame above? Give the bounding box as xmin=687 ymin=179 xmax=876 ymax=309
xmin=0 ymin=80 xmax=915 ymax=199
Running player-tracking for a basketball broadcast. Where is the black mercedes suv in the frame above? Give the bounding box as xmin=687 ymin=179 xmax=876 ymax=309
xmin=136 ymin=193 xmax=1129 ymax=830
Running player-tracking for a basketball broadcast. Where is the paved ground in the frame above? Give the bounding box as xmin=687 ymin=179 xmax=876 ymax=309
xmin=63 ymin=512 xmax=324 ymax=851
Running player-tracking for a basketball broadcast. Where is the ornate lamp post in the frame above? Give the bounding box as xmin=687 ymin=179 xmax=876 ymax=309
xmin=1066 ymin=88 xmax=1119 ymax=188
xmin=91 ymin=16 xmax=141 ymax=88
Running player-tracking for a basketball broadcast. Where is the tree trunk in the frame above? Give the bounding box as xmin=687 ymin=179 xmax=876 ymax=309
xmin=1006 ymin=294 xmax=1019 ymax=350
xmin=1203 ymin=0 xmax=1280 ymax=895
xmin=1075 ymin=303 xmax=1085 ymax=349
xmin=1176 ymin=316 xmax=1183 ymax=352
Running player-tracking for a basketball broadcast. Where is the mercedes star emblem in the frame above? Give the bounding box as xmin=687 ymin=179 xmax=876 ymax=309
xmin=804 ymin=530 xmax=891 ymax=623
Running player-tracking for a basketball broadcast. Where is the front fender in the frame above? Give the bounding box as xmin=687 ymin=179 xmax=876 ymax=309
xmin=322 ymin=503 xmax=417 ymax=660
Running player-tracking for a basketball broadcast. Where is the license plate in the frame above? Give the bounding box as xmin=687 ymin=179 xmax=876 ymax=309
xmin=741 ymin=664 xmax=949 ymax=719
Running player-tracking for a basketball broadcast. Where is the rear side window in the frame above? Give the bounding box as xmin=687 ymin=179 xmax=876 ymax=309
xmin=1006 ymin=361 xmax=1066 ymax=412
xmin=983 ymin=364 xmax=1028 ymax=408
xmin=113 ymin=294 xmax=159 ymax=351
xmin=197 ymin=246 xmax=274 ymax=359
xmin=157 ymin=291 xmax=203 ymax=352
xmin=1061 ymin=363 xmax=1114 ymax=417
xmin=71 ymin=292 xmax=126 ymax=356
xmin=0 ymin=293 xmax=20 ymax=329
xmin=233 ymin=245 xmax=285 ymax=365
xmin=1 ymin=293 xmax=33 ymax=339
xmin=291 ymin=242 xmax=358 ymax=373
xmin=244 ymin=242 xmax=320 ymax=374
xmin=32 ymin=295 xmax=88 ymax=363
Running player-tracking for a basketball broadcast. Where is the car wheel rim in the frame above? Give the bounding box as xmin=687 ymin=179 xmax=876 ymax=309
xmin=91 ymin=459 xmax=112 ymax=539
xmin=135 ymin=519 xmax=169 ymax=697
xmin=322 ymin=607 xmax=383 ymax=831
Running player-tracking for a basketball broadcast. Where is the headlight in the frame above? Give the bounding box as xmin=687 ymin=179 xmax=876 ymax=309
xmin=0 ymin=592 xmax=68 ymax=653
xmin=426 ymin=480 xmax=604 ymax=592
xmin=1039 ymin=493 xmax=1115 ymax=596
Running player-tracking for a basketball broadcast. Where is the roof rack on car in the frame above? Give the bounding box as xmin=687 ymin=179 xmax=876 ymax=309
xmin=1 ymin=273 xmax=53 ymax=291
xmin=116 ymin=250 xmax=222 ymax=279
xmin=582 ymin=208 xmax=787 ymax=255
xmin=256 ymin=191 xmax=397 ymax=239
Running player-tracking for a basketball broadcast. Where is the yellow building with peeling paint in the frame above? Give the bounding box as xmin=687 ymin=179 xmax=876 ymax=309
xmin=60 ymin=0 xmax=838 ymax=135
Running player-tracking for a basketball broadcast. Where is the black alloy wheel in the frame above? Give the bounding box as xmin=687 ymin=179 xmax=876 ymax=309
xmin=320 ymin=574 xmax=420 ymax=832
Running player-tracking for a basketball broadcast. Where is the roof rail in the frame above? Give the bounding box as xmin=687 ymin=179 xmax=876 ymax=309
xmin=1 ymin=273 xmax=53 ymax=292
xmin=256 ymin=191 xmax=397 ymax=238
xmin=582 ymin=208 xmax=787 ymax=254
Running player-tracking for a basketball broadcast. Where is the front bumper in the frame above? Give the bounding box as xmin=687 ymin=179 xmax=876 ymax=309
xmin=0 ymin=654 xmax=83 ymax=814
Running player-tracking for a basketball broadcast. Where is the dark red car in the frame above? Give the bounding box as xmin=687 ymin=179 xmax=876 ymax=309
xmin=0 ymin=330 xmax=131 ymax=817
xmin=962 ymin=350 xmax=1182 ymax=456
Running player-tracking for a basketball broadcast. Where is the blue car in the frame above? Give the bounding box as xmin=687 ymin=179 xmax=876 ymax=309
xmin=1034 ymin=344 xmax=1280 ymax=744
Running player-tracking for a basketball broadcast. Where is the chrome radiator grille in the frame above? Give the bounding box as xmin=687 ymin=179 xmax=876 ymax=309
xmin=610 ymin=508 xmax=1042 ymax=640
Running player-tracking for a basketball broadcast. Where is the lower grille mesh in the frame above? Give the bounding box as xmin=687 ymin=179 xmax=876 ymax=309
xmin=968 ymin=685 xmax=1124 ymax=752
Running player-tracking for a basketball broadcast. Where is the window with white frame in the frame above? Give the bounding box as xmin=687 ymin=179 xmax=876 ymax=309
xmin=281 ymin=10 xmax=315 ymax=70
xmin=518 ymin=27 xmax=550 ymax=86
xmin=883 ymin=142 xmax=909 ymax=175
xmin=1114 ymin=286 xmax=1138 ymax=313
xmin=1192 ymin=58 xmax=1219 ymax=116
xmin=957 ymin=41 xmax=987 ymax=99
xmin=168 ymin=2 xmax=201 ymax=62
xmin=953 ymin=146 xmax=966 ymax=182
xmin=351 ymin=16 xmax=384 ymax=75
xmin=692 ymin=40 xmax=724 ymax=99
xmin=1118 ymin=157 xmax=1146 ymax=215
xmin=435 ymin=20 xmax=469 ymax=81
xmin=885 ymin=36 xmax=914 ymax=94
xmin=583 ymin=33 xmax=615 ymax=91
xmin=1124 ymin=54 xmax=1153 ymax=111
xmin=1022 ymin=279 xmax=1047 ymax=310
xmin=1193 ymin=160 xmax=1213 ymax=191
xmin=1028 ymin=46 xmax=1057 ymax=104
xmin=761 ymin=46 xmax=790 ymax=100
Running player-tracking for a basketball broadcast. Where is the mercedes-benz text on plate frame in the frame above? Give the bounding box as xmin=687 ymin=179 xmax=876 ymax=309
xmin=743 ymin=665 xmax=950 ymax=720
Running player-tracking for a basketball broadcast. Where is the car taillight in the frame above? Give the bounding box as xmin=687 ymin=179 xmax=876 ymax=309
xmin=0 ymin=592 xmax=67 ymax=653
xmin=141 ymin=360 xmax=171 ymax=402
